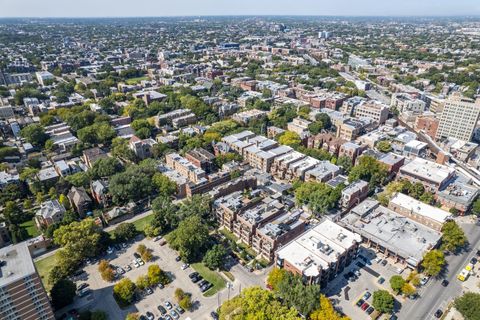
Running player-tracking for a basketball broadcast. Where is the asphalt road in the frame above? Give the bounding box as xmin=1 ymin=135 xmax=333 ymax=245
xmin=400 ymin=219 xmax=480 ymax=320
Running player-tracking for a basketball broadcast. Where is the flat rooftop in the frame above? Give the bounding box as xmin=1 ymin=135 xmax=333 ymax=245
xmin=390 ymin=193 xmax=451 ymax=224
xmin=0 ymin=242 xmax=36 ymax=287
xmin=277 ymin=220 xmax=361 ymax=277
xmin=400 ymin=158 xmax=455 ymax=185
xmin=343 ymin=200 xmax=442 ymax=266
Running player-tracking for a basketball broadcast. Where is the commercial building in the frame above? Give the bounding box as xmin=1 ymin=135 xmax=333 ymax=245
xmin=0 ymin=242 xmax=54 ymax=320
xmin=276 ymin=220 xmax=361 ymax=287
xmin=398 ymin=158 xmax=455 ymax=191
xmin=342 ymin=199 xmax=442 ymax=268
xmin=436 ymin=94 xmax=480 ymax=142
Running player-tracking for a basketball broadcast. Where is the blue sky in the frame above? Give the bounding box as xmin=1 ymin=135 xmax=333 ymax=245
xmin=1 ymin=0 xmax=479 ymax=17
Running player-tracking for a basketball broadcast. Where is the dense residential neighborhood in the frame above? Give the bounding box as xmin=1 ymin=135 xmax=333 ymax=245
xmin=1 ymin=10 xmax=480 ymax=320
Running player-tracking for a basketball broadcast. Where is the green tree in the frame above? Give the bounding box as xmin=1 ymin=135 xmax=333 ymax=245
xmin=422 ymin=250 xmax=446 ymax=277
xmin=136 ymin=275 xmax=150 ymax=290
xmin=167 ymin=215 xmax=210 ymax=262
xmin=91 ymin=310 xmax=108 ymax=320
xmin=151 ymin=195 xmax=179 ymax=233
xmin=278 ymin=131 xmax=301 ymax=148
xmin=109 ymin=165 xmax=154 ymax=204
xmin=203 ymin=244 xmax=228 ymax=270
xmin=337 ymin=156 xmax=353 ymax=174
xmin=454 ymin=292 xmax=480 ymax=320
xmin=441 ymin=220 xmax=467 ymax=252
xmin=20 ymin=124 xmax=48 ymax=147
xmin=294 ymin=181 xmax=343 ymax=215
xmin=50 ymin=279 xmax=76 ymax=310
xmin=219 ymin=286 xmax=300 ymax=320
xmin=111 ymin=137 xmax=137 ymax=162
xmin=376 ymin=140 xmax=392 ymax=153
xmin=472 ymin=198 xmax=480 ymax=216
xmin=89 ymin=157 xmax=123 ymax=179
xmin=275 ymin=271 xmax=321 ymax=316
xmin=147 ymin=264 xmax=169 ymax=286
xmin=309 ymin=295 xmax=349 ymax=320
xmin=349 ymin=155 xmax=388 ymax=188
xmin=125 ymin=313 xmax=139 ymax=320
xmin=114 ymin=223 xmax=137 ymax=242
xmin=113 ymin=278 xmax=136 ymax=306
xmin=372 ymin=290 xmax=394 ymax=313
xmin=152 ymin=173 xmax=177 ymax=196
xmin=389 ymin=275 xmax=406 ymax=294
xmin=267 ymin=268 xmax=288 ymax=291
xmin=401 ymin=282 xmax=416 ymax=296
xmin=66 ymin=172 xmax=90 ymax=188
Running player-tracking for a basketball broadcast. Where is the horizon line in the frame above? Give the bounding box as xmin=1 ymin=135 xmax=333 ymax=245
xmin=1 ymin=14 xmax=480 ymax=19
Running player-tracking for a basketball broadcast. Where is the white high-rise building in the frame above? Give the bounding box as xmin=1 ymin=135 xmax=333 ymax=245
xmin=436 ymin=93 xmax=480 ymax=142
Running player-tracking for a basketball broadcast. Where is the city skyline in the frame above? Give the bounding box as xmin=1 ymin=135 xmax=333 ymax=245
xmin=1 ymin=0 xmax=480 ymax=18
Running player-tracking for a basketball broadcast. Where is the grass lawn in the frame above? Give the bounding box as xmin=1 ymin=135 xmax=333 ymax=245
xmin=20 ymin=219 xmax=41 ymax=238
xmin=35 ymin=254 xmax=57 ymax=290
xmin=192 ymin=262 xmax=226 ymax=297
xmin=132 ymin=214 xmax=155 ymax=233
xmin=126 ymin=76 xmax=149 ymax=85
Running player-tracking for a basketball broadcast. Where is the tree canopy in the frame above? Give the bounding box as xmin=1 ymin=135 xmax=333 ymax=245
xmin=167 ymin=215 xmax=210 ymax=262
xmin=454 ymin=292 xmax=480 ymax=320
xmin=372 ymin=290 xmax=394 ymax=313
xmin=441 ymin=220 xmax=467 ymax=252
xmin=422 ymin=250 xmax=446 ymax=277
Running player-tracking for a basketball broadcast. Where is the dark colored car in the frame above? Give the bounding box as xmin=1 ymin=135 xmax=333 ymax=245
xmin=381 ymin=259 xmax=388 ymax=266
xmin=175 ymin=256 xmax=182 ymax=262
xmin=356 ymin=299 xmax=364 ymax=307
xmin=435 ymin=310 xmax=443 ymax=318
xmin=157 ymin=305 xmax=167 ymax=315
xmin=189 ymin=272 xmax=199 ymax=279
xmin=133 ymin=252 xmax=141 ymax=259
xmin=77 ymin=283 xmax=89 ymax=291
xmin=471 ymin=257 xmax=478 ymax=265
xmin=211 ymin=311 xmax=219 ymax=320
xmin=389 ymin=315 xmax=398 ymax=320
xmin=378 ymin=277 xmax=385 ymax=284
xmin=366 ymin=307 xmax=374 ymax=314
xmin=441 ymin=279 xmax=449 ymax=287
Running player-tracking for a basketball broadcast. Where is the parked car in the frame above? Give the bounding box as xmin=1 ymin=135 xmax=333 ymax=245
xmin=361 ymin=302 xmax=369 ymax=311
xmin=211 ymin=311 xmax=219 ymax=320
xmin=157 ymin=305 xmax=167 ymax=315
xmin=107 ymin=247 xmax=114 ymax=254
xmin=378 ymin=277 xmax=385 ymax=284
xmin=158 ymin=283 xmax=164 ymax=289
xmin=145 ymin=287 xmax=153 ymax=295
xmin=366 ymin=307 xmax=374 ymax=314
xmin=116 ymin=267 xmax=125 ymax=275
xmin=137 ymin=258 xmax=145 ymax=266
xmin=175 ymin=256 xmax=182 ymax=262
xmin=165 ymin=301 xmax=173 ymax=310
xmin=78 ymin=288 xmax=91 ymax=298
xmin=356 ymin=299 xmax=364 ymax=307
xmin=77 ymin=283 xmax=89 ymax=291
xmin=170 ymin=310 xmax=179 ymax=319
xmin=134 ymin=252 xmax=141 ymax=259
xmin=381 ymin=259 xmax=388 ymax=266
xmin=420 ymin=277 xmax=429 ymax=286
xmin=175 ymin=305 xmax=184 ymax=314
xmin=471 ymin=257 xmax=478 ymax=265
xmin=181 ymin=263 xmax=190 ymax=270
xmin=363 ymin=292 xmax=371 ymax=300
xmin=146 ymin=311 xmax=154 ymax=320
xmin=441 ymin=279 xmax=449 ymax=287
xmin=189 ymin=272 xmax=199 ymax=279
xmin=435 ymin=309 xmax=443 ymax=318
xmin=353 ymin=270 xmax=361 ymax=277
xmin=375 ymin=257 xmax=382 ymax=263
xmin=133 ymin=260 xmax=140 ymax=268
xmin=125 ymin=265 xmax=132 ymax=272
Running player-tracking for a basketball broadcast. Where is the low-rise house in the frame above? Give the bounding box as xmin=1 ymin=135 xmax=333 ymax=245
xmin=341 ymin=180 xmax=369 ymax=209
xmin=83 ymin=147 xmax=108 ymax=168
xmin=129 ymin=136 xmax=157 ymax=160
xmin=67 ymin=186 xmax=93 ymax=217
xmin=91 ymin=180 xmax=111 ymax=207
xmin=35 ymin=199 xmax=66 ymax=228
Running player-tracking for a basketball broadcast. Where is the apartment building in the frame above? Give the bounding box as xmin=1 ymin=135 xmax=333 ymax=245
xmin=388 ymin=193 xmax=451 ymax=231
xmin=436 ymin=94 xmax=480 ymax=142
xmin=354 ymin=100 xmax=389 ymax=125
xmin=165 ymin=153 xmax=207 ymax=185
xmin=185 ymin=148 xmax=216 ymax=173
xmin=391 ymin=93 xmax=426 ymax=114
xmin=154 ymin=109 xmax=196 ymax=128
xmin=232 ymin=109 xmax=267 ymax=125
xmin=276 ymin=220 xmax=361 ymax=287
xmin=287 ymin=118 xmax=311 ymax=138
xmin=0 ymin=242 xmax=54 ymax=320
xmin=398 ymin=157 xmax=455 ymax=192
xmin=341 ymin=180 xmax=369 ymax=209
xmin=129 ymin=136 xmax=157 ymax=160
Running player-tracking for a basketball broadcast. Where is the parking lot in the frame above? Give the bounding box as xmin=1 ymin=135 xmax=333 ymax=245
xmin=66 ymin=235 xmax=251 ymax=320
xmin=324 ymin=246 xmax=412 ymax=320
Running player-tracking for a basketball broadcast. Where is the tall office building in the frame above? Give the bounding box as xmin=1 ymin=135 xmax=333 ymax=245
xmin=0 ymin=242 xmax=54 ymax=320
xmin=436 ymin=94 xmax=480 ymax=142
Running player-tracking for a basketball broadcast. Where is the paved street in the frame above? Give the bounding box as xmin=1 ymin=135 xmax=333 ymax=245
xmin=400 ymin=218 xmax=480 ymax=320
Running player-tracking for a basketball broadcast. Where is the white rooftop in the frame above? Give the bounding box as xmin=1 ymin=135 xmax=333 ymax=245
xmin=400 ymin=158 xmax=454 ymax=185
xmin=390 ymin=193 xmax=451 ymax=224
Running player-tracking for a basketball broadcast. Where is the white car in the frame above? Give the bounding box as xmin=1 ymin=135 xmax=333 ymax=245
xmin=133 ymin=260 xmax=140 ymax=268
xmin=181 ymin=264 xmax=190 ymax=270
xmin=137 ymin=258 xmax=145 ymax=266
xmin=420 ymin=276 xmax=430 ymax=286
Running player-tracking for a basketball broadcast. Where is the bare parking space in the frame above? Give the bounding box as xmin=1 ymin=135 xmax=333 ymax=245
xmin=325 ymin=246 xmax=406 ymax=320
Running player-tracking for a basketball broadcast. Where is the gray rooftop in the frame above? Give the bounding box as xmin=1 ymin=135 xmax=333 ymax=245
xmin=0 ymin=242 xmax=36 ymax=287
